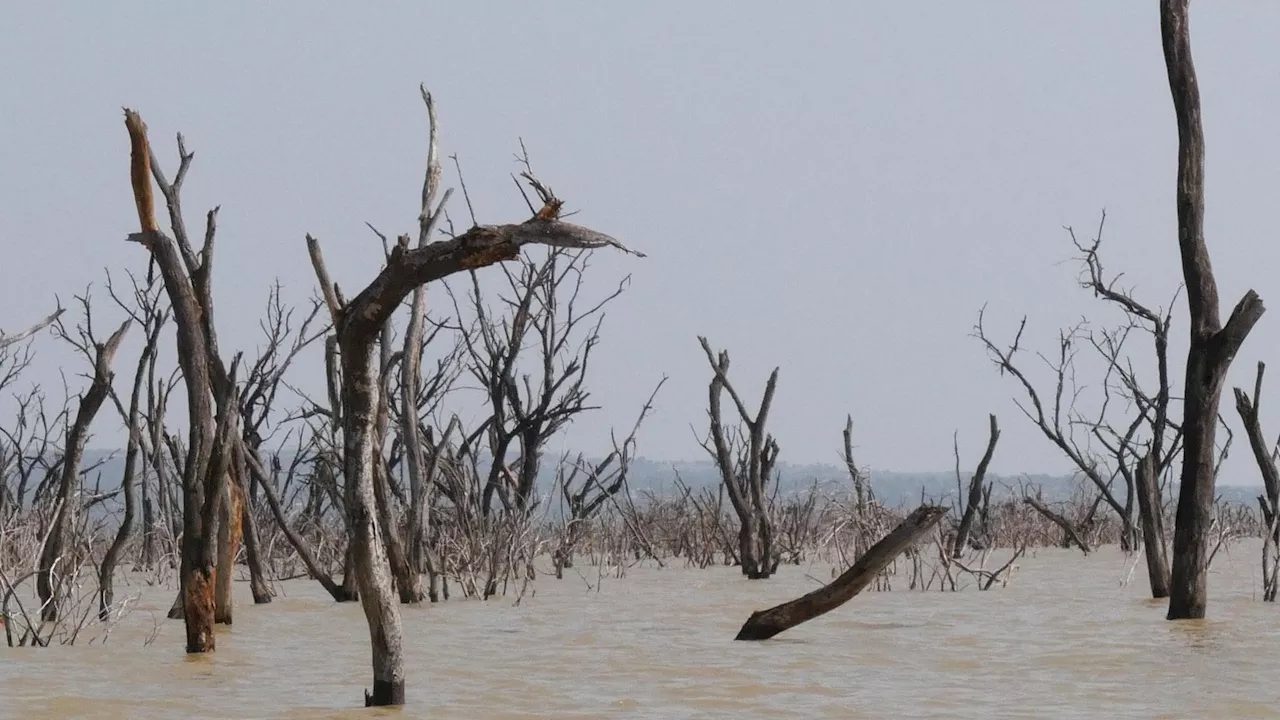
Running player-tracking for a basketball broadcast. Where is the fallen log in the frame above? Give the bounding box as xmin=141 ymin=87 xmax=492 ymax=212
xmin=734 ymin=504 xmax=948 ymax=641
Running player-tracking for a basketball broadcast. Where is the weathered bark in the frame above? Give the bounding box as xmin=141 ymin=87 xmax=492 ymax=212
xmin=38 ymin=320 xmax=131 ymax=621
xmin=699 ymin=337 xmax=780 ymax=579
xmin=375 ymin=325 xmax=418 ymax=603
xmin=952 ymin=414 xmax=1000 ymax=558
xmin=1159 ymin=0 xmax=1266 ymax=620
xmin=214 ymin=478 xmax=243 ymax=624
xmin=735 ymin=505 xmax=948 ymax=641
xmin=341 ymin=338 xmax=407 ymax=706
xmin=1134 ymin=453 xmax=1171 ymax=598
xmin=1023 ymin=496 xmax=1091 ymax=554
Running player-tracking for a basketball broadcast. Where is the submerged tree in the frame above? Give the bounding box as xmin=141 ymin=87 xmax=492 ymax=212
xmin=123 ymin=109 xmax=245 ymax=652
xmin=697 ymin=337 xmax=780 ymax=580
xmin=1159 ymin=0 xmax=1265 ymax=621
xmin=304 ymin=85 xmax=641 ymax=706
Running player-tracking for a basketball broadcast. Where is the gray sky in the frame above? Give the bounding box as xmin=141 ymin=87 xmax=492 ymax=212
xmin=3 ymin=2 xmax=1279 ymax=482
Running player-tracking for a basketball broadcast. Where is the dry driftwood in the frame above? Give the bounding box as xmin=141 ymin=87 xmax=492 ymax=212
xmin=734 ymin=504 xmax=947 ymax=641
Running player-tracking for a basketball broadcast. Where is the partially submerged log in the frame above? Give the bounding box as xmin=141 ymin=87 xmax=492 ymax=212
xmin=734 ymin=504 xmax=947 ymax=641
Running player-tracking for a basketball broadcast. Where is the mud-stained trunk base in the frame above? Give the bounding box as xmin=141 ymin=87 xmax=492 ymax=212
xmin=365 ymin=679 xmax=406 ymax=707
xmin=184 ymin=568 xmax=217 ymax=653
xmin=734 ymin=505 xmax=947 ymax=641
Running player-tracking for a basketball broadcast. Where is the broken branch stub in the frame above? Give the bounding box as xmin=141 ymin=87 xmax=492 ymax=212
xmin=734 ymin=504 xmax=947 ymax=641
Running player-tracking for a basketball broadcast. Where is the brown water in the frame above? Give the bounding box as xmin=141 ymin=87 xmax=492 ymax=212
xmin=4 ymin=541 xmax=1280 ymax=719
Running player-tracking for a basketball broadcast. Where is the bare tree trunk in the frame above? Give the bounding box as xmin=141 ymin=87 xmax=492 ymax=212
xmin=699 ymin=337 xmax=780 ymax=579
xmin=953 ymin=414 xmax=1000 ymax=558
xmin=39 ymin=320 xmax=131 ymax=621
xmin=1134 ymin=453 xmax=1171 ymax=598
xmin=735 ymin=505 xmax=947 ymax=640
xmin=340 ymin=339 xmax=406 ymax=706
xmin=1159 ymin=0 xmax=1266 ymax=620
xmin=375 ymin=325 xmax=418 ymax=603
xmin=214 ymin=479 xmax=242 ymax=624
xmin=123 ymin=109 xmax=244 ymax=651
xmin=100 ymin=315 xmax=157 ymax=619
xmin=233 ymin=443 xmax=273 ymax=604
xmin=400 ymin=92 xmax=442 ymax=604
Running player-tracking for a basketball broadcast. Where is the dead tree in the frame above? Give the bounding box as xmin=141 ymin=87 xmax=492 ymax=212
xmin=451 ymin=242 xmax=628 ymax=518
xmin=122 ymin=109 xmax=245 ymax=651
xmin=841 ymin=415 xmax=870 ymax=511
xmin=1160 ymin=0 xmax=1266 ymax=620
xmin=977 ymin=215 xmax=1187 ymax=578
xmin=1233 ymin=362 xmax=1280 ymax=601
xmin=698 ymin=336 xmax=780 ymax=579
xmin=304 ymin=84 xmax=639 ymax=707
xmin=734 ymin=504 xmax=947 ymax=640
xmin=37 ymin=298 xmax=130 ymax=621
xmin=976 ymin=311 xmax=1139 ymax=547
xmin=952 ymin=414 xmax=1000 ymax=558
xmin=100 ymin=269 xmax=167 ymax=618
xmin=553 ymin=377 xmax=666 ymax=577
xmin=235 ymin=283 xmax=325 ymax=602
xmin=234 ymin=284 xmax=324 ymax=605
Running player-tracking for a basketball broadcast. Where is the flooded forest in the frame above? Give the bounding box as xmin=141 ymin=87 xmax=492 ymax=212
xmin=2 ymin=2 xmax=1278 ymax=717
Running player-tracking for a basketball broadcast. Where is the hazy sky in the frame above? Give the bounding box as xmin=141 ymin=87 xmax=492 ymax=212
xmin=3 ymin=3 xmax=1280 ymax=483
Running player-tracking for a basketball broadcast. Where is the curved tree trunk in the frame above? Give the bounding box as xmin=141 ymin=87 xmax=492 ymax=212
xmin=100 ymin=317 xmax=156 ymax=619
xmin=40 ymin=321 xmax=131 ymax=621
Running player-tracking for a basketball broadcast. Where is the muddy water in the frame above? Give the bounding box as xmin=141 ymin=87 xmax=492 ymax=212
xmin=3 ymin=541 xmax=1280 ymax=719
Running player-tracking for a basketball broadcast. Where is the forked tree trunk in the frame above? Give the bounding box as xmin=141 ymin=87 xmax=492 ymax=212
xmin=123 ymin=109 xmax=245 ymax=651
xmin=952 ymin=414 xmax=1000 ymax=558
xmin=39 ymin=321 xmax=131 ymax=621
xmin=100 ymin=320 xmax=153 ymax=619
xmin=735 ymin=505 xmax=947 ymax=640
xmin=699 ymin=337 xmax=781 ymax=580
xmin=1159 ymin=0 xmax=1266 ymax=620
xmin=99 ymin=348 xmax=147 ymax=617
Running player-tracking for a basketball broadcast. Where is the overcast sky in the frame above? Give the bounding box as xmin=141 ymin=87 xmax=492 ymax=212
xmin=3 ymin=2 xmax=1279 ymax=482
